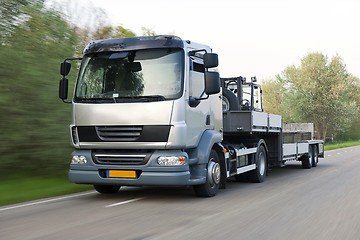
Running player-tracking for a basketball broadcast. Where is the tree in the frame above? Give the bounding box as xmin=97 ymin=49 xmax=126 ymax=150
xmin=262 ymin=76 xmax=286 ymax=117
xmin=0 ymin=1 xmax=78 ymax=175
xmin=94 ymin=26 xmax=114 ymax=39
xmin=112 ymin=25 xmax=136 ymax=38
xmin=47 ymin=0 xmax=113 ymax=53
xmin=275 ymin=52 xmax=360 ymax=141
xmin=0 ymin=0 xmax=44 ymax=43
xmin=141 ymin=27 xmax=156 ymax=36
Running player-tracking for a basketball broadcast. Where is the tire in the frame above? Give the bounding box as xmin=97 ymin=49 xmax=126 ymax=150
xmin=194 ymin=149 xmax=221 ymax=197
xmin=312 ymin=145 xmax=318 ymax=167
xmin=248 ymin=145 xmax=267 ymax=183
xmin=222 ymin=88 xmax=240 ymax=112
xmin=94 ymin=185 xmax=121 ymax=194
xmin=301 ymin=146 xmax=313 ymax=169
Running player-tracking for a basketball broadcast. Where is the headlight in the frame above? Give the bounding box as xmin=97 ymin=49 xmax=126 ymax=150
xmin=71 ymin=155 xmax=87 ymax=164
xmin=157 ymin=156 xmax=185 ymax=166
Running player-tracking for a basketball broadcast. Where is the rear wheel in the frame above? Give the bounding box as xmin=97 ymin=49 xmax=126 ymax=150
xmin=312 ymin=145 xmax=318 ymax=167
xmin=301 ymin=146 xmax=313 ymax=169
xmin=194 ymin=149 xmax=221 ymax=197
xmin=94 ymin=185 xmax=121 ymax=194
xmin=248 ymin=145 xmax=267 ymax=183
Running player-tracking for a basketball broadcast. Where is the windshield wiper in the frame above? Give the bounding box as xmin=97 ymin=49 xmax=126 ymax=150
xmin=76 ymin=98 xmax=115 ymax=103
xmin=76 ymin=95 xmax=166 ymax=103
xmin=114 ymin=95 xmax=166 ymax=102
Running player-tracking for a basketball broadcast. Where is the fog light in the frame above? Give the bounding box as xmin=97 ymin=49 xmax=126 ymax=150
xmin=71 ymin=155 xmax=87 ymax=164
xmin=157 ymin=156 xmax=185 ymax=166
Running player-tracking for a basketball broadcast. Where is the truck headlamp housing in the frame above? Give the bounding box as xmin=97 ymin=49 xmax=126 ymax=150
xmin=157 ymin=156 xmax=185 ymax=166
xmin=71 ymin=155 xmax=87 ymax=164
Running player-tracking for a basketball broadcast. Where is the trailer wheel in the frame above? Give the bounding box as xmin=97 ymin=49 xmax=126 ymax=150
xmin=312 ymin=145 xmax=318 ymax=167
xmin=301 ymin=146 xmax=313 ymax=169
xmin=248 ymin=145 xmax=267 ymax=183
xmin=94 ymin=185 xmax=120 ymax=194
xmin=222 ymin=88 xmax=240 ymax=112
xmin=194 ymin=149 xmax=221 ymax=197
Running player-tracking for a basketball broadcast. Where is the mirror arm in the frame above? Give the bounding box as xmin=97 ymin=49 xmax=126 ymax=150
xmin=189 ymin=49 xmax=208 ymax=57
xmin=189 ymin=91 xmax=209 ymax=108
xmin=64 ymin=57 xmax=83 ymax=62
xmin=62 ymin=58 xmax=82 ymax=76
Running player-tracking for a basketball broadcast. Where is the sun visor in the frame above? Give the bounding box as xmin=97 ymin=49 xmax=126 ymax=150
xmin=84 ymin=35 xmax=184 ymax=55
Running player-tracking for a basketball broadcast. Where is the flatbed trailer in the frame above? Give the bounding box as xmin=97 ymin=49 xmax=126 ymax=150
xmin=221 ymin=76 xmax=324 ymax=180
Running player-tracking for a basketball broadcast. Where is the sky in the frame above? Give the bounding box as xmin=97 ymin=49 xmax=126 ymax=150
xmin=62 ymin=0 xmax=360 ymax=81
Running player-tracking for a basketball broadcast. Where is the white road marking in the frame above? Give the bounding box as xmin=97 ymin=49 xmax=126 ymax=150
xmin=0 ymin=191 xmax=96 ymax=212
xmin=105 ymin=197 xmax=144 ymax=208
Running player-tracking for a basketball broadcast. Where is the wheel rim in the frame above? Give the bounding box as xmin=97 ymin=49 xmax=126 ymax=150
xmin=258 ymin=152 xmax=266 ymax=176
xmin=222 ymin=96 xmax=230 ymax=112
xmin=207 ymin=159 xmax=220 ymax=188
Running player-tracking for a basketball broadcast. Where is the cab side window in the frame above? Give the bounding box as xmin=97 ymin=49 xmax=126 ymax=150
xmin=189 ymin=58 xmax=205 ymax=98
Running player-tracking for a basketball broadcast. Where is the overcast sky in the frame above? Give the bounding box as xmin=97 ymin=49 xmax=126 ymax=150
xmin=77 ymin=0 xmax=359 ymax=81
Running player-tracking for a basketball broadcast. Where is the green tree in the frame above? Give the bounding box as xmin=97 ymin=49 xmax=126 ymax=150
xmin=141 ymin=27 xmax=156 ymax=36
xmin=0 ymin=0 xmax=43 ymax=43
xmin=276 ymin=52 xmax=360 ymax=141
xmin=262 ymin=77 xmax=285 ymax=117
xmin=0 ymin=1 xmax=78 ymax=176
xmin=112 ymin=25 xmax=136 ymax=38
xmin=94 ymin=26 xmax=114 ymax=39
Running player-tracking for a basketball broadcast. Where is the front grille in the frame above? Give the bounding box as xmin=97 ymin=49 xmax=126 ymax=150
xmin=96 ymin=126 xmax=143 ymax=141
xmin=77 ymin=125 xmax=171 ymax=142
xmin=92 ymin=151 xmax=152 ymax=165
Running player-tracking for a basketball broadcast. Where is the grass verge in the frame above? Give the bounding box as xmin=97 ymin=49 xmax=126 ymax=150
xmin=324 ymin=140 xmax=360 ymax=151
xmin=0 ymin=175 xmax=92 ymax=207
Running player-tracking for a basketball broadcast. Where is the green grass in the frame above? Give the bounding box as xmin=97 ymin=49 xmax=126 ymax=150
xmin=324 ymin=140 xmax=360 ymax=151
xmin=0 ymin=175 xmax=92 ymax=207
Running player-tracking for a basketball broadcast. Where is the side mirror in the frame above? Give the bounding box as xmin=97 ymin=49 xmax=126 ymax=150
xmin=59 ymin=77 xmax=68 ymax=100
xmin=60 ymin=62 xmax=71 ymax=76
xmin=203 ymin=53 xmax=218 ymax=68
xmin=205 ymin=71 xmax=220 ymax=95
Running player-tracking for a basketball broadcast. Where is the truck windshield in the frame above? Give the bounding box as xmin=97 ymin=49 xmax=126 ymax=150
xmin=75 ymin=48 xmax=184 ymax=103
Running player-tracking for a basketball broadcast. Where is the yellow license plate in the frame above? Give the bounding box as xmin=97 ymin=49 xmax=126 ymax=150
xmin=107 ymin=170 xmax=136 ymax=178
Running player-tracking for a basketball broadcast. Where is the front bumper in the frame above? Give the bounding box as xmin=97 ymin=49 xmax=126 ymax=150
xmin=69 ymin=149 xmax=206 ymax=186
xmin=69 ymin=169 xmax=192 ymax=186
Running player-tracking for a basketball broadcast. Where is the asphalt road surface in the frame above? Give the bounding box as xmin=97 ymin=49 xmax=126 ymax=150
xmin=1 ymin=146 xmax=360 ymax=240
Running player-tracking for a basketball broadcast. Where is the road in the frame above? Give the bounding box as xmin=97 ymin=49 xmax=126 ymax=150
xmin=1 ymin=146 xmax=360 ymax=240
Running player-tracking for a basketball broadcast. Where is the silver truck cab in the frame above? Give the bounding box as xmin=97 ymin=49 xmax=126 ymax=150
xmin=59 ymin=36 xmax=223 ymax=192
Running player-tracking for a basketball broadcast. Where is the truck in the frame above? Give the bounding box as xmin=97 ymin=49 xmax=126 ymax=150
xmin=59 ymin=35 xmax=324 ymax=197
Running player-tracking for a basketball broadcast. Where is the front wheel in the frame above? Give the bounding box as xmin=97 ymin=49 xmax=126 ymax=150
xmin=194 ymin=149 xmax=221 ymax=197
xmin=94 ymin=185 xmax=121 ymax=194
